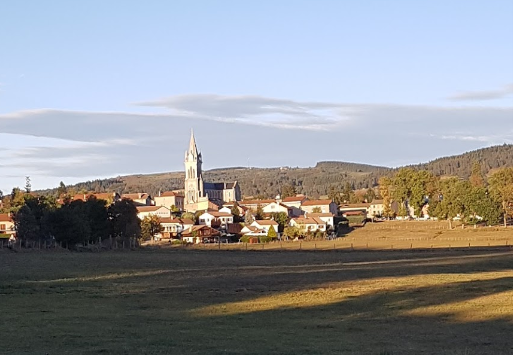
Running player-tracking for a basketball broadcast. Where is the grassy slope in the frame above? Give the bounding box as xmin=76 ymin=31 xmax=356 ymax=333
xmin=2 ymin=241 xmax=513 ymax=354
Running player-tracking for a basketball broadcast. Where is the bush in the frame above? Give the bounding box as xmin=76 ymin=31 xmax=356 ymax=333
xmin=239 ymin=236 xmax=250 ymax=243
xmin=259 ymin=236 xmax=271 ymax=243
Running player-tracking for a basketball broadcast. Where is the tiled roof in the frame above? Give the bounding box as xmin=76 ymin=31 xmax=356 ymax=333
xmin=282 ymin=196 xmax=307 ymax=202
xmin=0 ymin=213 xmax=13 ymax=222
xmin=301 ymin=199 xmax=333 ymax=206
xmin=339 ymin=203 xmax=370 ymax=208
xmin=370 ymin=199 xmax=384 ymax=205
xmin=254 ymin=220 xmax=279 ymax=226
xmin=136 ymin=206 xmax=166 ymax=212
xmin=292 ymin=217 xmax=325 ymax=225
xmin=123 ymin=193 xmax=149 ymax=200
xmin=159 ymin=218 xmax=194 ymax=225
xmin=307 ymin=213 xmax=334 ymax=217
xmin=239 ymin=199 xmax=274 ymax=206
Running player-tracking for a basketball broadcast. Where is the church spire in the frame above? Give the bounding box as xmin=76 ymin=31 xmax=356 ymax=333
xmin=189 ymin=129 xmax=198 ymax=156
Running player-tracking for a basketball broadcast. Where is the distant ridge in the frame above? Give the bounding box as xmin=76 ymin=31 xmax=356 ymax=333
xmin=38 ymin=144 xmax=513 ymax=199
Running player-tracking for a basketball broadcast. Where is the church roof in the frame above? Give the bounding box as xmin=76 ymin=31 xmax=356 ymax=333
xmin=204 ymin=182 xmax=237 ymax=190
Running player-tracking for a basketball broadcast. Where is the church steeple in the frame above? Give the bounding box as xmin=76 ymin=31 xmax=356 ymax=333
xmin=184 ymin=129 xmax=203 ymax=205
xmin=188 ymin=129 xmax=198 ymax=157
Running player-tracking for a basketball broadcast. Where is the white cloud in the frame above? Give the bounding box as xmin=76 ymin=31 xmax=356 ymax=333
xmin=0 ymin=95 xmax=512 ymax=191
xmin=448 ymin=84 xmax=513 ymax=101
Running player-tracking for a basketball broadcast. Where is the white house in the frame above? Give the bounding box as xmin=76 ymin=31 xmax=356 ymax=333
xmin=250 ymin=220 xmax=279 ymax=234
xmin=154 ymin=191 xmax=185 ymax=211
xmin=159 ymin=218 xmax=194 ymax=238
xmin=136 ymin=206 xmax=171 ymax=220
xmin=262 ymin=202 xmax=292 ymax=216
xmin=306 ymin=213 xmax=334 ymax=228
xmin=240 ymin=225 xmax=267 ymax=237
xmin=281 ymin=195 xmax=308 ymax=216
xmin=123 ymin=193 xmax=153 ymax=206
xmin=290 ymin=217 xmax=326 ymax=232
xmin=368 ymin=200 xmax=384 ymax=218
xmin=198 ymin=211 xmax=234 ymax=228
xmin=0 ymin=213 xmax=15 ymax=236
xmin=301 ymin=199 xmax=338 ymax=215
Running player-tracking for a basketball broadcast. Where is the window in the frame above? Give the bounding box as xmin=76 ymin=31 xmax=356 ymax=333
xmin=0 ymin=224 xmax=5 ymax=231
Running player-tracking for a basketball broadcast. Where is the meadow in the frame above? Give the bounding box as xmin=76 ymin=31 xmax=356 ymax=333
xmin=2 ymin=227 xmax=513 ymax=354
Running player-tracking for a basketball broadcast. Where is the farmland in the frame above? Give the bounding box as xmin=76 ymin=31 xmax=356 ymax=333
xmin=2 ymin=230 xmax=513 ymax=354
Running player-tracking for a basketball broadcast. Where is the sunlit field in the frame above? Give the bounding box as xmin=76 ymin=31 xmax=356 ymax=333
xmin=2 ymin=240 xmax=513 ymax=354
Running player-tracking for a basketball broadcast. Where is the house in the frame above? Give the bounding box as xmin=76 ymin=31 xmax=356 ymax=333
xmin=339 ymin=203 xmax=371 ymax=218
xmin=301 ymin=199 xmax=338 ymax=215
xmin=136 ymin=206 xmax=171 ymax=220
xmin=0 ymin=213 xmax=15 ymax=236
xmin=159 ymin=218 xmax=194 ymax=238
xmin=198 ymin=211 xmax=234 ymax=229
xmin=305 ymin=212 xmax=334 ymax=228
xmin=71 ymin=192 xmax=121 ymax=203
xmin=290 ymin=217 xmax=326 ymax=233
xmin=240 ymin=225 xmax=268 ymax=237
xmin=262 ymin=202 xmax=292 ymax=216
xmin=281 ymin=195 xmax=308 ymax=217
xmin=181 ymin=225 xmax=221 ymax=244
xmin=238 ymin=199 xmax=274 ymax=211
xmin=154 ymin=191 xmax=184 ymax=211
xmin=250 ymin=220 xmax=279 ymax=234
xmin=368 ymin=200 xmax=384 ymax=218
xmin=220 ymin=203 xmax=248 ymax=217
xmin=122 ymin=193 xmax=153 ymax=206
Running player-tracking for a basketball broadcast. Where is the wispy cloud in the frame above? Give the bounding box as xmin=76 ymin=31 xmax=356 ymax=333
xmin=448 ymin=84 xmax=513 ymax=101
xmin=1 ymin=95 xmax=512 ymax=191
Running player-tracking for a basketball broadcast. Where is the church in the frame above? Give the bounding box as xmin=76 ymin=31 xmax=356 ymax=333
xmin=184 ymin=130 xmax=241 ymax=212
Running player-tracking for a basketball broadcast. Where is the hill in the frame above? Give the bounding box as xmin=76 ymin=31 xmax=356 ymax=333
xmin=39 ymin=144 xmax=513 ymax=199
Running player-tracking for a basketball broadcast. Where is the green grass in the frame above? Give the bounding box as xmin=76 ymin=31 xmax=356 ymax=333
xmin=1 ymin=248 xmax=513 ymax=354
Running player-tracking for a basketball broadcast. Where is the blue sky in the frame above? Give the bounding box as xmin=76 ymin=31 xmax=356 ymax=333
xmin=1 ymin=0 xmax=512 ymax=192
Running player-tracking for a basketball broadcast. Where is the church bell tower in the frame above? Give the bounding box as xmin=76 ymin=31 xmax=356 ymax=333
xmin=184 ymin=129 xmax=204 ymax=205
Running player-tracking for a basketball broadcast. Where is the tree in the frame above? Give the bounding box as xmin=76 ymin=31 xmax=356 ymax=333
xmin=25 ymin=176 xmax=31 ymax=193
xmin=488 ymin=167 xmax=513 ymax=227
xmin=379 ymin=177 xmax=393 ymax=219
xmin=328 ymin=186 xmax=343 ymax=205
xmin=469 ymin=162 xmax=485 ymax=188
xmin=267 ymin=225 xmax=277 ymax=239
xmin=83 ymin=196 xmax=109 ymax=242
xmin=255 ymin=204 xmax=265 ymax=220
xmin=47 ymin=203 xmax=90 ymax=246
xmin=364 ymin=188 xmax=376 ymax=203
xmin=281 ymin=185 xmax=297 ymax=199
xmin=57 ymin=181 xmax=68 ymax=197
xmin=270 ymin=212 xmax=288 ymax=232
xmin=231 ymin=202 xmax=242 ymax=222
xmin=108 ymin=199 xmax=141 ymax=239
xmin=181 ymin=212 xmax=196 ymax=223
xmin=283 ymin=226 xmax=300 ymax=240
xmin=244 ymin=210 xmax=255 ymax=224
xmin=341 ymin=182 xmax=354 ymax=203
xmin=312 ymin=207 xmax=322 ymax=213
xmin=141 ymin=215 xmax=164 ymax=241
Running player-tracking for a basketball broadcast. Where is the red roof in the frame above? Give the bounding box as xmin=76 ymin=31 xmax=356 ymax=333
xmin=301 ymin=199 xmax=333 ymax=206
xmin=136 ymin=206 xmax=167 ymax=212
xmin=159 ymin=218 xmax=194 ymax=225
xmin=0 ymin=213 xmax=13 ymax=222
xmin=253 ymin=220 xmax=278 ymax=226
xmin=282 ymin=196 xmax=307 ymax=202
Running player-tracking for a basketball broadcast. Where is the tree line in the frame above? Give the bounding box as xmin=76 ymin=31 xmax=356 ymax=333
xmin=379 ymin=164 xmax=513 ymax=226
xmin=5 ymin=189 xmax=142 ymax=248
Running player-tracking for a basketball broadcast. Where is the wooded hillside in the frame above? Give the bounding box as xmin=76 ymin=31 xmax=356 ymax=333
xmin=38 ymin=144 xmax=513 ymax=199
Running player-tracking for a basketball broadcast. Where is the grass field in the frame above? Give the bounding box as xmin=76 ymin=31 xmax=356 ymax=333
xmin=2 ymin=234 xmax=513 ymax=354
